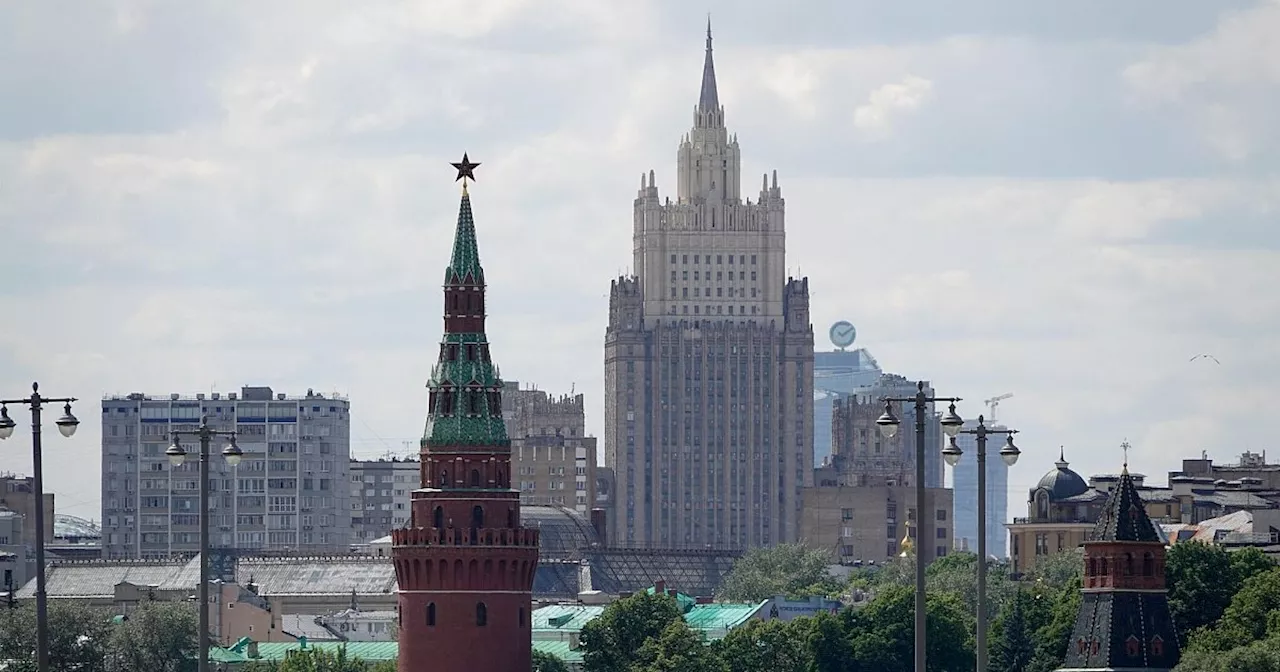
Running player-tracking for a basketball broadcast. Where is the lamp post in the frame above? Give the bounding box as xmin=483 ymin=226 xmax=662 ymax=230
xmin=0 ymin=383 xmax=80 ymax=672
xmin=166 ymin=417 xmax=243 ymax=672
xmin=876 ymin=381 xmax=964 ymax=672
xmin=943 ymin=415 xmax=1020 ymax=672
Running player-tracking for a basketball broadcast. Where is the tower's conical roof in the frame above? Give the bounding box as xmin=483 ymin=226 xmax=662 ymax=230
xmin=1090 ymin=470 xmax=1160 ymax=543
xmin=445 ymin=187 xmax=484 ymax=285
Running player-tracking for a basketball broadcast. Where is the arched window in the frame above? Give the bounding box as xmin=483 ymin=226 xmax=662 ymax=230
xmin=433 ymin=506 xmax=444 ymax=529
xmin=1100 ymin=557 xmax=1109 ymax=576
xmin=476 ymin=602 xmax=487 ymax=627
xmin=507 ymin=506 xmax=515 ymax=528
xmin=472 ymin=505 xmax=484 ymax=529
xmin=1124 ymin=553 xmax=1134 ymax=576
xmin=1087 ymin=558 xmax=1097 ymax=577
xmin=1142 ymin=552 xmax=1154 ymax=576
xmin=438 ymin=470 xmax=449 ymax=487
xmin=427 ymin=602 xmax=437 ymax=626
xmin=496 ymin=469 xmax=504 ymax=488
xmin=519 ymin=607 xmax=526 ymax=626
xmin=1035 ymin=491 xmax=1050 ymax=519
xmin=470 ymin=469 xmax=481 ymax=487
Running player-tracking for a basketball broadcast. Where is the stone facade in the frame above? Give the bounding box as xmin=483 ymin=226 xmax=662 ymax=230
xmin=391 ymin=182 xmax=538 ymax=672
xmin=604 ymin=25 xmax=814 ymax=549
xmin=503 ymin=385 xmax=597 ymax=512
xmin=800 ymin=485 xmax=953 ymax=564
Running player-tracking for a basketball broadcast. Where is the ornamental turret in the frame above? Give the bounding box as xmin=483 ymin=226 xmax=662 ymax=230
xmin=392 ymin=155 xmax=539 ymax=672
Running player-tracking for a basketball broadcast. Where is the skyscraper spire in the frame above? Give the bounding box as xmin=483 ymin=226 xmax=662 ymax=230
xmin=698 ymin=16 xmax=719 ymax=112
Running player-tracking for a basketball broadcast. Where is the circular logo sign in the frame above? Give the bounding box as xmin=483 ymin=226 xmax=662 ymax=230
xmin=829 ymin=321 xmax=856 ymax=349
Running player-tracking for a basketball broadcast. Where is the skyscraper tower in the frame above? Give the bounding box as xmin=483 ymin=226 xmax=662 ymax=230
xmin=392 ymin=156 xmax=539 ymax=672
xmin=605 ymin=23 xmax=815 ymax=548
xmin=1057 ymin=459 xmax=1180 ymax=671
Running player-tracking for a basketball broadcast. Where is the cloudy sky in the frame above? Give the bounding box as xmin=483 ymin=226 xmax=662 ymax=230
xmin=1 ymin=1 xmax=1277 ymax=523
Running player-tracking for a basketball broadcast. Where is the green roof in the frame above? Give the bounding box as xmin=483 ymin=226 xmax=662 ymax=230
xmin=445 ymin=189 xmax=484 ymax=285
xmin=530 ymin=599 xmax=765 ymax=640
xmin=209 ymin=640 xmax=399 ymax=663
xmin=534 ymin=640 xmax=583 ymax=664
xmin=532 ymin=604 xmax=606 ymax=632
xmin=683 ymin=603 xmax=766 ymax=636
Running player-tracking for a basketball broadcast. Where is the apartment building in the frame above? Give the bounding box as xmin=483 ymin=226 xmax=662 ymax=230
xmin=348 ymin=458 xmax=419 ymax=543
xmin=100 ymin=386 xmax=352 ymax=558
xmin=504 ymin=383 xmax=597 ymax=513
xmin=0 ymin=474 xmax=54 ymax=547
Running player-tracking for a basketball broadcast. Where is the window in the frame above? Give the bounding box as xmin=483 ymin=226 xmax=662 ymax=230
xmin=476 ymin=602 xmax=487 ymax=626
xmin=470 ymin=469 xmax=480 ymax=487
xmin=519 ymin=607 xmax=526 ymax=626
xmin=936 ymin=528 xmax=947 ymax=539
xmin=433 ymin=506 xmax=444 ymax=529
xmin=472 ymin=505 xmax=484 ymax=528
xmin=427 ymin=603 xmax=436 ymax=626
xmin=841 ymin=508 xmax=853 ymax=521
xmin=936 ymin=509 xmax=947 ymax=521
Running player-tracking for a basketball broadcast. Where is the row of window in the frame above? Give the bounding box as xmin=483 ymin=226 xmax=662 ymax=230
xmin=670 ymin=254 xmax=758 ymax=265
xmin=417 ymin=602 xmax=525 ymax=628
xmin=673 ymin=270 xmax=757 ymax=282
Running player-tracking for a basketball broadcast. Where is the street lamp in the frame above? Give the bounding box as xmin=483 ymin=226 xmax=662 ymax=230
xmin=167 ymin=417 xmax=242 ymax=672
xmin=947 ymin=414 xmax=1020 ymax=672
xmin=875 ymin=381 xmax=963 ymax=672
xmin=0 ymin=383 xmax=79 ymax=672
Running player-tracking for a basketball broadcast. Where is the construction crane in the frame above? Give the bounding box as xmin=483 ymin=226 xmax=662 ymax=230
xmin=984 ymin=393 xmax=1014 ymax=423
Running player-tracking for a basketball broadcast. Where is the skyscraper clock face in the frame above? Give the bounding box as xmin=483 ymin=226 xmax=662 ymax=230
xmin=830 ymin=321 xmax=856 ymax=349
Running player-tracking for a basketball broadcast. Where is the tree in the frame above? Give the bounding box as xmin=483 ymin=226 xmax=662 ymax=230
xmin=801 ymin=611 xmax=857 ymax=672
xmin=1166 ymin=542 xmax=1241 ymax=644
xmin=532 ymin=649 xmax=571 ymax=672
xmin=242 ymin=646 xmax=396 ymax=671
xmin=1022 ymin=548 xmax=1084 ymax=586
xmin=635 ymin=620 xmax=727 ymax=672
xmin=105 ymin=602 xmax=198 ymax=672
xmin=717 ymin=544 xmax=839 ymax=602
xmin=1174 ymin=636 xmax=1280 ymax=672
xmin=1025 ymin=576 xmax=1081 ymax=672
xmin=0 ymin=601 xmax=112 ymax=672
xmin=1189 ymin=567 xmax=1280 ymax=652
xmin=989 ymin=590 xmax=1039 ymax=672
xmin=714 ymin=618 xmax=811 ymax=672
xmin=580 ymin=591 xmax=683 ymax=672
xmin=845 ymin=585 xmax=973 ymax=672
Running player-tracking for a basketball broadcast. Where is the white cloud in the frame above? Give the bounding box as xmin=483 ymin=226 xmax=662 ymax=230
xmin=853 ymin=75 xmax=934 ymax=138
xmin=1 ymin=1 xmax=1276 ymax=522
xmin=1123 ymin=0 xmax=1280 ymax=161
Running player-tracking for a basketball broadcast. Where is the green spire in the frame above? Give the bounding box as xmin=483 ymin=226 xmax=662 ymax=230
xmin=445 ymin=186 xmax=484 ymax=284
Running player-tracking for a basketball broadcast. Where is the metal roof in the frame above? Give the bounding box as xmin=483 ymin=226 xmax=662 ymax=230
xmin=532 ymin=604 xmax=605 ymax=632
xmin=210 ymin=639 xmax=581 ymax=665
xmin=683 ymin=602 xmax=765 ymax=636
xmin=238 ymin=558 xmax=396 ymax=596
xmin=15 ymin=559 xmax=189 ymax=599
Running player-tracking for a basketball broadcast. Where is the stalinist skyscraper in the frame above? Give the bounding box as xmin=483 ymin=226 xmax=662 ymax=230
xmin=604 ymin=24 xmax=814 ymax=549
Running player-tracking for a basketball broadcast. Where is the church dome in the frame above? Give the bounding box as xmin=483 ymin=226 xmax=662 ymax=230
xmin=1035 ymin=449 xmax=1089 ymax=500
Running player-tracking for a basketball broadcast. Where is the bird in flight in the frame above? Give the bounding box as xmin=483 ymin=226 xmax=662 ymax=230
xmin=1189 ymin=354 xmax=1220 ymax=364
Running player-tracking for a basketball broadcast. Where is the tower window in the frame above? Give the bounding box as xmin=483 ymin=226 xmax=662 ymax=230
xmin=470 ymin=470 xmax=481 ymax=488
xmin=433 ymin=506 xmax=444 ymax=528
xmin=519 ymin=607 xmax=525 ymax=626
xmin=427 ymin=602 xmax=436 ymax=626
xmin=472 ymin=505 xmax=484 ymax=528
xmin=476 ymin=602 xmax=487 ymax=626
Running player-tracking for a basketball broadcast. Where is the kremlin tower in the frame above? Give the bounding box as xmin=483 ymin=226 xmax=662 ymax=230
xmin=391 ymin=155 xmax=540 ymax=671
xmin=1057 ymin=451 xmax=1180 ymax=671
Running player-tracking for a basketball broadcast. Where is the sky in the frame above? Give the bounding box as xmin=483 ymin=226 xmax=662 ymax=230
xmin=1 ymin=0 xmax=1278 ymax=523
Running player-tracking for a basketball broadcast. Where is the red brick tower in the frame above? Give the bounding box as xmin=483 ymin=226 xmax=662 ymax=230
xmin=392 ymin=156 xmax=539 ymax=672
xmin=1057 ymin=453 xmax=1180 ymax=671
